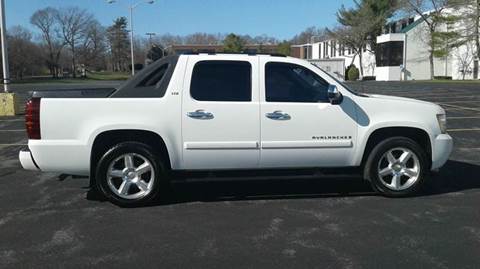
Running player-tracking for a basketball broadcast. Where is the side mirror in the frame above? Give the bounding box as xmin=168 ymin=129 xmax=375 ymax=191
xmin=327 ymin=84 xmax=343 ymax=105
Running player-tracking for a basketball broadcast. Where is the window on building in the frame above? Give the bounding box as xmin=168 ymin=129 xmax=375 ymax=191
xmin=191 ymin=61 xmax=252 ymax=102
xmin=325 ymin=42 xmax=329 ymax=57
xmin=265 ymin=62 xmax=329 ymax=103
xmin=376 ymin=41 xmax=404 ymax=67
xmin=390 ymin=23 xmax=397 ymax=33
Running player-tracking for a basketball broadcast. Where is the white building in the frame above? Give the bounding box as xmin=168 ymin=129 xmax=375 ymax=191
xmin=292 ymin=8 xmax=478 ymax=81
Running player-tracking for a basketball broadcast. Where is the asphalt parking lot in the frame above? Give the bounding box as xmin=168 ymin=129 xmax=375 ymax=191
xmin=0 ymin=81 xmax=479 ymax=268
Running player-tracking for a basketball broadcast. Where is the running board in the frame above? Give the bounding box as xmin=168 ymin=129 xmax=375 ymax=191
xmin=170 ymin=168 xmax=363 ymax=183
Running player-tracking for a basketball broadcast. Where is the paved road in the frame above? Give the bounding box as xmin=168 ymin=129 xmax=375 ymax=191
xmin=0 ymin=81 xmax=479 ymax=268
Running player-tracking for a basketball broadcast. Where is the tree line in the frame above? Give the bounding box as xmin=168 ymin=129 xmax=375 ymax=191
xmin=3 ymin=6 xmax=294 ymax=80
xmin=3 ymin=1 xmax=480 ymax=80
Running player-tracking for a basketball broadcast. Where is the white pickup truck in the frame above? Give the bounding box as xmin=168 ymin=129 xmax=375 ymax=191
xmin=20 ymin=53 xmax=453 ymax=206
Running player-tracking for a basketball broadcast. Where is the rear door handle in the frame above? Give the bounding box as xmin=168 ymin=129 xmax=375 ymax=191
xmin=187 ymin=109 xmax=214 ymax=120
xmin=266 ymin=110 xmax=291 ymax=120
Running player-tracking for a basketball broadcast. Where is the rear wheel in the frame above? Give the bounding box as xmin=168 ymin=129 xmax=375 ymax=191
xmin=95 ymin=142 xmax=166 ymax=207
xmin=364 ymin=137 xmax=428 ymax=197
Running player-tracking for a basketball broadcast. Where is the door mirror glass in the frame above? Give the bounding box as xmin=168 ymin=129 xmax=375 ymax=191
xmin=327 ymin=84 xmax=343 ymax=105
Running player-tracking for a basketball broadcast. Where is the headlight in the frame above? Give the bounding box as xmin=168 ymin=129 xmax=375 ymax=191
xmin=436 ymin=114 xmax=447 ymax=134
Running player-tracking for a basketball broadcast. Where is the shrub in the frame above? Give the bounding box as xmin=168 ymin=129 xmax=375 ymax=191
xmin=362 ymin=76 xmax=376 ymax=81
xmin=434 ymin=76 xmax=452 ymax=80
xmin=347 ymin=65 xmax=360 ymax=81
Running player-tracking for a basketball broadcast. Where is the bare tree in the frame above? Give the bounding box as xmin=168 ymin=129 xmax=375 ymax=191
xmin=184 ymin=33 xmax=222 ymax=45
xmin=400 ymin=0 xmax=449 ymax=79
xmin=56 ymin=7 xmax=94 ymax=78
xmin=79 ymin=20 xmax=107 ymax=72
xmin=7 ymin=26 xmax=42 ymax=79
xmin=455 ymin=43 xmax=475 ymax=79
xmin=329 ymin=26 xmax=369 ymax=76
xmin=449 ymin=0 xmax=480 ymax=79
xmin=291 ymin=27 xmax=326 ymax=45
xmin=30 ymin=7 xmax=64 ymax=78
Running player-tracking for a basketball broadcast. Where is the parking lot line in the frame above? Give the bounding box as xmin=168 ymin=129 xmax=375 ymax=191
xmin=448 ymin=116 xmax=480 ymax=119
xmin=440 ymin=103 xmax=480 ymax=112
xmin=0 ymin=119 xmax=24 ymax=122
xmin=0 ymin=144 xmax=27 ymax=146
xmin=448 ymin=128 xmax=480 ymax=132
xmin=438 ymin=100 xmax=480 ymax=104
xmin=425 ymin=95 xmax=480 ymax=99
xmin=0 ymin=129 xmax=25 ymax=132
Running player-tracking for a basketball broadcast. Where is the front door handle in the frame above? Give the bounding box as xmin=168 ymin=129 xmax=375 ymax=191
xmin=266 ymin=110 xmax=291 ymax=120
xmin=187 ymin=109 xmax=214 ymax=120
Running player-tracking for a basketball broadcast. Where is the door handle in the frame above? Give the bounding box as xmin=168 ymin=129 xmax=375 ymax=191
xmin=187 ymin=109 xmax=214 ymax=120
xmin=266 ymin=110 xmax=291 ymax=120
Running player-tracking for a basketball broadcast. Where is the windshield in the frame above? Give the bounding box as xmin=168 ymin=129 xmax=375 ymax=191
xmin=310 ymin=63 xmax=367 ymax=97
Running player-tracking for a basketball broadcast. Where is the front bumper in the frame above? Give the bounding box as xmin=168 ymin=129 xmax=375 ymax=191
xmin=19 ymin=149 xmax=40 ymax=171
xmin=431 ymin=134 xmax=453 ymax=170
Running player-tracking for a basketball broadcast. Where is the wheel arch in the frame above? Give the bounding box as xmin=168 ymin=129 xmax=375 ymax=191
xmin=360 ymin=126 xmax=432 ymax=171
xmin=89 ymin=129 xmax=172 ymax=187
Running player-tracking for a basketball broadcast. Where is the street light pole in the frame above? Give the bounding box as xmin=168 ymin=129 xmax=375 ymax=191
xmin=129 ymin=5 xmax=135 ymax=76
xmin=108 ymin=0 xmax=155 ymax=76
xmin=0 ymin=0 xmax=10 ymax=93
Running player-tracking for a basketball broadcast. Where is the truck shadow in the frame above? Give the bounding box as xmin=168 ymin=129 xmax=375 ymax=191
xmin=85 ymin=160 xmax=480 ymax=206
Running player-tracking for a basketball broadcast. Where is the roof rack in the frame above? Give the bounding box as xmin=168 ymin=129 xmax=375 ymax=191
xmin=179 ymin=51 xmax=287 ymax=57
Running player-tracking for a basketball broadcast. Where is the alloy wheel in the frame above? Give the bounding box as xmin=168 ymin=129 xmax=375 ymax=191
xmin=377 ymin=147 xmax=421 ymax=191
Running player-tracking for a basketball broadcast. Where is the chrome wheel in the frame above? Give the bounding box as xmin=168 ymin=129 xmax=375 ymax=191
xmin=106 ymin=153 xmax=155 ymax=200
xmin=377 ymin=147 xmax=420 ymax=191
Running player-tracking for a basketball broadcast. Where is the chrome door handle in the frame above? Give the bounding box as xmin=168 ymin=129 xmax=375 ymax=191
xmin=266 ymin=110 xmax=291 ymax=120
xmin=187 ymin=109 xmax=214 ymax=120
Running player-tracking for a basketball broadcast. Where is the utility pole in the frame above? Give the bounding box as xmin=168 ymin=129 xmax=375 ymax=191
xmin=129 ymin=5 xmax=135 ymax=76
xmin=0 ymin=0 xmax=10 ymax=92
xmin=146 ymin=32 xmax=156 ymax=48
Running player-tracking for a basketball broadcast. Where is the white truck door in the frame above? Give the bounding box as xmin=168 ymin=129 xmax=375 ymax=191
xmin=259 ymin=58 xmax=358 ymax=168
xmin=181 ymin=55 xmax=260 ymax=170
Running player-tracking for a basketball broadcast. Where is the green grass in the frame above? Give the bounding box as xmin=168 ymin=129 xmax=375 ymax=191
xmin=4 ymin=72 xmax=130 ymax=85
xmin=86 ymin=71 xmax=130 ymax=81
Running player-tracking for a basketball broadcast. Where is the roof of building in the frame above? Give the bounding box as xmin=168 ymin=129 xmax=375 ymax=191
xmin=400 ymin=16 xmax=427 ymax=33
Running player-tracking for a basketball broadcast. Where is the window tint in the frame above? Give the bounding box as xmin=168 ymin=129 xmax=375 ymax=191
xmin=265 ymin=62 xmax=329 ymax=103
xmin=191 ymin=61 xmax=251 ymax=102
xmin=137 ymin=64 xmax=169 ymax=87
xmin=376 ymin=41 xmax=404 ymax=67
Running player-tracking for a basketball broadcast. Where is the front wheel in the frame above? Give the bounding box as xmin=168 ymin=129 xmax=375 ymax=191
xmin=95 ymin=142 xmax=166 ymax=207
xmin=364 ymin=137 xmax=429 ymax=197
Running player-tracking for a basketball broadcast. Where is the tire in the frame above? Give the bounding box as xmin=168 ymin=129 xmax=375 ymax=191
xmin=364 ymin=137 xmax=429 ymax=197
xmin=95 ymin=141 xmax=167 ymax=207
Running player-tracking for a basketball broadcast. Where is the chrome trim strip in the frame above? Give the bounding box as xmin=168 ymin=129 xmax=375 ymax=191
xmin=185 ymin=141 xmax=259 ymax=150
xmin=261 ymin=140 xmax=352 ymax=149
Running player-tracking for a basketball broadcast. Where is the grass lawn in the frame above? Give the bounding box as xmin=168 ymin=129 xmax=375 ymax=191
xmin=4 ymin=72 xmax=130 ymax=85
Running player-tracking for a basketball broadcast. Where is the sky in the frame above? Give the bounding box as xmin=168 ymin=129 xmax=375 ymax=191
xmin=5 ymin=0 xmax=355 ymax=40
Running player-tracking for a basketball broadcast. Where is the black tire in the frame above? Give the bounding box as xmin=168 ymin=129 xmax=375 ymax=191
xmin=95 ymin=141 xmax=167 ymax=207
xmin=364 ymin=137 xmax=429 ymax=197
